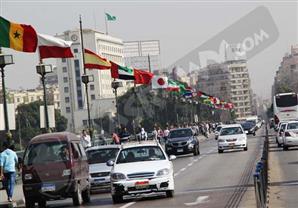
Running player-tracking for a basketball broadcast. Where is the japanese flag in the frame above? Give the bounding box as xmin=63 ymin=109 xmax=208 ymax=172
xmin=151 ymin=76 xmax=168 ymax=89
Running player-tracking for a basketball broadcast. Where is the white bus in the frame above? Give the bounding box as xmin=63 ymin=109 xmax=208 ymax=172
xmin=273 ymin=92 xmax=298 ymax=125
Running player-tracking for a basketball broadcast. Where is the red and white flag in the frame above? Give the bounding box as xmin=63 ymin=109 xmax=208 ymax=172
xmin=151 ymin=76 xmax=168 ymax=89
xmin=38 ymin=33 xmax=74 ymax=59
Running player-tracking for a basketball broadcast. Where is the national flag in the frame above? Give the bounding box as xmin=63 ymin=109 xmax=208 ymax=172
xmin=134 ymin=69 xmax=153 ymax=85
xmin=166 ymin=79 xmax=180 ymax=91
xmin=38 ymin=33 xmax=73 ymax=59
xmin=151 ymin=76 xmax=168 ymax=89
xmin=84 ymin=49 xmax=111 ymax=69
xmin=111 ymin=61 xmax=134 ymax=80
xmin=105 ymin=13 xmax=116 ymax=21
xmin=0 ymin=16 xmax=37 ymax=52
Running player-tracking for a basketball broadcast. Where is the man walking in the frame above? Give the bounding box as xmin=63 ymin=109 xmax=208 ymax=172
xmin=0 ymin=142 xmax=18 ymax=202
xmin=80 ymin=130 xmax=91 ymax=148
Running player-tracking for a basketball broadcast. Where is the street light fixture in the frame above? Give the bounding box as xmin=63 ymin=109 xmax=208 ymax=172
xmin=0 ymin=53 xmax=14 ymax=139
xmin=36 ymin=63 xmax=53 ymax=132
xmin=81 ymin=74 xmax=94 ymax=139
xmin=111 ymin=80 xmax=123 ymax=126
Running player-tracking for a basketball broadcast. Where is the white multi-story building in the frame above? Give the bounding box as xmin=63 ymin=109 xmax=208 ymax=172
xmin=56 ymin=29 xmax=131 ymax=133
xmin=124 ymin=40 xmax=161 ymax=72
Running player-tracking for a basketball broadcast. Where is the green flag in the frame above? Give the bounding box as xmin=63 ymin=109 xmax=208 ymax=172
xmin=105 ymin=13 xmax=116 ymax=21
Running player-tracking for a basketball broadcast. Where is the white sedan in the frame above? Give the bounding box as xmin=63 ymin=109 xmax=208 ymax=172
xmin=283 ymin=121 xmax=298 ymax=150
xmin=217 ymin=124 xmax=247 ymax=153
xmin=107 ymin=142 xmax=176 ymax=203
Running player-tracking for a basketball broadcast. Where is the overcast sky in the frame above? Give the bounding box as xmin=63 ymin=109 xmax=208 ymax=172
xmin=1 ymin=0 xmax=297 ymax=99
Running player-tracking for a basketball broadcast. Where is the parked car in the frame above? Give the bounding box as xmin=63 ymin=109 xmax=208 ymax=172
xmin=276 ymin=122 xmax=288 ymax=147
xmin=165 ymin=128 xmax=200 ymax=156
xmin=241 ymin=121 xmax=256 ymax=136
xmin=218 ymin=124 xmax=247 ymax=153
xmin=86 ymin=145 xmax=120 ymax=191
xmin=282 ymin=121 xmax=298 ymax=150
xmin=108 ymin=141 xmax=176 ymax=203
xmin=22 ymin=132 xmax=91 ymax=207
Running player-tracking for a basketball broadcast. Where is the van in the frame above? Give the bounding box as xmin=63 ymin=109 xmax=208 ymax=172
xmin=22 ymin=132 xmax=90 ymax=207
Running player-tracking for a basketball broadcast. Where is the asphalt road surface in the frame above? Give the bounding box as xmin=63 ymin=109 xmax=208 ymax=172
xmin=33 ymin=129 xmax=265 ymax=208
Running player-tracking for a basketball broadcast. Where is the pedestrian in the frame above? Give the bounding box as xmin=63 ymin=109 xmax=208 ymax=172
xmin=164 ymin=126 xmax=170 ymax=140
xmin=140 ymin=128 xmax=148 ymax=141
xmin=0 ymin=142 xmax=18 ymax=202
xmin=152 ymin=127 xmax=158 ymax=142
xmin=157 ymin=127 xmax=164 ymax=143
xmin=112 ymin=133 xmax=120 ymax=144
xmin=80 ymin=129 xmax=91 ymax=148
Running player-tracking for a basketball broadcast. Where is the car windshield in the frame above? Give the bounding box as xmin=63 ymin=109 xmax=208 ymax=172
xmin=116 ymin=146 xmax=166 ymax=164
xmin=287 ymin=122 xmax=298 ymax=130
xmin=241 ymin=122 xmax=254 ymax=129
xmin=216 ymin=126 xmax=222 ymax=132
xmin=169 ymin=129 xmax=192 ymax=138
xmin=220 ymin=127 xmax=243 ymax=136
xmin=86 ymin=148 xmax=119 ymax=164
xmin=24 ymin=141 xmax=69 ymax=165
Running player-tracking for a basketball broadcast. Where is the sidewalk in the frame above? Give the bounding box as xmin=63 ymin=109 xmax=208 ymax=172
xmin=0 ymin=183 xmax=24 ymax=208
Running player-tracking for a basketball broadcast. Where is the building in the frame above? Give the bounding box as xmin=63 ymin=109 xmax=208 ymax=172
xmin=272 ymin=45 xmax=298 ymax=97
xmin=124 ymin=40 xmax=161 ymax=72
xmin=56 ymin=29 xmax=131 ymax=133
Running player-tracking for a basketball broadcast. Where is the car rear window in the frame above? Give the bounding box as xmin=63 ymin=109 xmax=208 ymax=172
xmin=169 ymin=129 xmax=192 ymax=138
xmin=287 ymin=123 xmax=298 ymax=130
xmin=86 ymin=148 xmax=119 ymax=164
xmin=24 ymin=141 xmax=69 ymax=165
xmin=220 ymin=127 xmax=243 ymax=136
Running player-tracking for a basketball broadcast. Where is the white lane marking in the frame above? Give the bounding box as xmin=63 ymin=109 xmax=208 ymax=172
xmin=119 ymin=202 xmax=136 ymax=208
xmin=174 ymin=172 xmax=179 ymax=177
xmin=180 ymin=167 xmax=186 ymax=172
xmin=188 ymin=163 xmax=193 ymax=167
xmin=184 ymin=196 xmax=209 ymax=206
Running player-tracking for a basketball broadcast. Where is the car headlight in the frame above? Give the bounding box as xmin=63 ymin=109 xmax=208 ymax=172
xmin=156 ymin=168 xmax=170 ymax=176
xmin=110 ymin=173 xmax=126 ymax=181
xmin=218 ymin=139 xmax=225 ymax=142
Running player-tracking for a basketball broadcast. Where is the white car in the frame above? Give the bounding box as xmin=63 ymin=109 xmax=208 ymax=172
xmin=283 ymin=121 xmax=298 ymax=150
xmin=276 ymin=122 xmax=288 ymax=147
xmin=107 ymin=142 xmax=176 ymax=203
xmin=86 ymin=145 xmax=121 ymax=191
xmin=217 ymin=124 xmax=247 ymax=153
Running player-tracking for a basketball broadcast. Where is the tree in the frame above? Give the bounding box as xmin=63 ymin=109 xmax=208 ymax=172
xmin=55 ymin=109 xmax=68 ymax=132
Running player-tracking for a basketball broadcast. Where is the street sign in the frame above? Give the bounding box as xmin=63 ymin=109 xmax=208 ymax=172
xmin=40 ymin=105 xmax=55 ymax=128
xmin=0 ymin=104 xmax=16 ymax=130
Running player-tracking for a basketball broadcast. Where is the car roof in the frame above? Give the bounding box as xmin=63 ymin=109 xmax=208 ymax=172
xmin=86 ymin=145 xmax=121 ymax=151
xmin=120 ymin=141 xmax=160 ymax=149
xmin=170 ymin=128 xmax=192 ymax=131
xmin=286 ymin=121 xmax=298 ymax=124
xmin=30 ymin=132 xmax=80 ymax=144
xmin=221 ymin=124 xmax=242 ymax=128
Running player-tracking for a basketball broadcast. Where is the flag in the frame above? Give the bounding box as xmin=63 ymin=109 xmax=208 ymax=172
xmin=38 ymin=33 xmax=73 ymax=59
xmin=0 ymin=16 xmax=37 ymax=52
xmin=111 ymin=62 xmax=134 ymax=80
xmin=105 ymin=13 xmax=116 ymax=21
xmin=151 ymin=76 xmax=168 ymax=89
xmin=166 ymin=79 xmax=180 ymax=91
xmin=134 ymin=69 xmax=153 ymax=85
xmin=84 ymin=49 xmax=111 ymax=69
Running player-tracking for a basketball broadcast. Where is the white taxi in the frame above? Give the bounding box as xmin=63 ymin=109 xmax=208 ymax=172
xmin=107 ymin=142 xmax=176 ymax=203
xmin=217 ymin=124 xmax=247 ymax=153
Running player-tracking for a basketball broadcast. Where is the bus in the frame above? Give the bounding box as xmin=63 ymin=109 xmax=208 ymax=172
xmin=273 ymin=92 xmax=298 ymax=125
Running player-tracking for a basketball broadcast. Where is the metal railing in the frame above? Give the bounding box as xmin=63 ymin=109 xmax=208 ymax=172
xmin=253 ymin=124 xmax=269 ymax=208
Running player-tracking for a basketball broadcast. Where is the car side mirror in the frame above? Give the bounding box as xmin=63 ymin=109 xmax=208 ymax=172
xmin=106 ymin=160 xmax=114 ymax=166
xmin=169 ymin=155 xmax=176 ymax=161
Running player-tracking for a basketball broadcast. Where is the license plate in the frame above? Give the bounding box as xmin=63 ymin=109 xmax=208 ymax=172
xmin=177 ymin=149 xmax=184 ymax=153
xmin=41 ymin=183 xmax=55 ymax=192
xmin=135 ymin=181 xmax=149 ymax=189
xmin=229 ymin=143 xmax=235 ymax=146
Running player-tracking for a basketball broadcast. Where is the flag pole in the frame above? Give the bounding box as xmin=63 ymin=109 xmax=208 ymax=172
xmin=104 ymin=12 xmax=108 ymax=35
xmin=80 ymin=15 xmax=93 ymax=140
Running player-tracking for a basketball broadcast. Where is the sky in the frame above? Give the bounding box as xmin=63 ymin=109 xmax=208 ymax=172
xmin=0 ymin=0 xmax=297 ymax=99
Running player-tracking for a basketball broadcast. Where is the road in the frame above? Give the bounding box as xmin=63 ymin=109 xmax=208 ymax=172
xmin=32 ymin=128 xmax=264 ymax=208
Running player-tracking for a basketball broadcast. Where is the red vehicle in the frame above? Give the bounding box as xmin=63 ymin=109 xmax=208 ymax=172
xmin=22 ymin=132 xmax=90 ymax=207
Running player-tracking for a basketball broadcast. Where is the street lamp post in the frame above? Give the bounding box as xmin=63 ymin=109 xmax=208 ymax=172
xmin=111 ymin=80 xmax=122 ymax=127
xmin=0 ymin=53 xmax=14 ymax=139
xmin=81 ymin=74 xmax=94 ymax=139
xmin=36 ymin=64 xmax=53 ymax=132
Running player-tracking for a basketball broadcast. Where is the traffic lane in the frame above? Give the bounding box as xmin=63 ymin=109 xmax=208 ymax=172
xmin=43 ymin=137 xmax=217 ymax=208
xmin=124 ymin=134 xmax=263 ymax=208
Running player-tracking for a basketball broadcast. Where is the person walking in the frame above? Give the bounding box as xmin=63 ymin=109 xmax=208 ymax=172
xmin=140 ymin=128 xmax=148 ymax=141
xmin=0 ymin=142 xmax=18 ymax=202
xmin=152 ymin=127 xmax=158 ymax=142
xmin=80 ymin=129 xmax=91 ymax=148
xmin=157 ymin=127 xmax=164 ymax=143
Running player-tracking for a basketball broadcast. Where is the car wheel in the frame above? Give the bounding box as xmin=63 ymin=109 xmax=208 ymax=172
xmin=244 ymin=147 xmax=248 ymax=151
xmin=277 ymin=142 xmax=282 ymax=147
xmin=38 ymin=200 xmax=46 ymax=208
xmin=253 ymin=132 xmax=256 ymax=136
xmin=193 ymin=146 xmax=199 ymax=156
xmin=112 ymin=194 xmax=123 ymax=204
xmin=166 ymin=190 xmax=174 ymax=198
xmin=218 ymin=149 xmax=223 ymax=154
xmin=72 ymin=184 xmax=83 ymax=206
xmin=25 ymin=198 xmax=35 ymax=208
xmin=82 ymin=187 xmax=91 ymax=203
xmin=283 ymin=146 xmax=288 ymax=151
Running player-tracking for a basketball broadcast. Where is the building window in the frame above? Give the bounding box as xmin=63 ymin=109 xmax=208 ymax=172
xmin=65 ymin=97 xmax=70 ymax=103
xmin=62 ymin=67 xmax=67 ymax=73
xmin=62 ymin=58 xmax=66 ymax=63
xmin=64 ymin=87 xmax=69 ymax=93
xmin=17 ymin=98 xmax=20 ymax=102
xmin=63 ymin=77 xmax=68 ymax=83
xmin=83 ymin=120 xmax=88 ymax=126
xmin=66 ymin=107 xmax=71 ymax=113
xmin=74 ymin=48 xmax=78 ymax=53
xmin=290 ymin=64 xmax=296 ymax=69
xmin=91 ymin=94 xmax=96 ymax=100
xmin=90 ymin=84 xmax=95 ymax=90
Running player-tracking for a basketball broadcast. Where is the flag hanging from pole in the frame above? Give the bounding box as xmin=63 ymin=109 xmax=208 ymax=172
xmin=151 ymin=76 xmax=168 ymax=89
xmin=84 ymin=48 xmax=111 ymax=69
xmin=166 ymin=79 xmax=180 ymax=91
xmin=105 ymin=13 xmax=116 ymax=21
xmin=0 ymin=16 xmax=37 ymax=52
xmin=134 ymin=69 xmax=153 ymax=85
xmin=38 ymin=33 xmax=73 ymax=59
xmin=111 ymin=61 xmax=135 ymax=80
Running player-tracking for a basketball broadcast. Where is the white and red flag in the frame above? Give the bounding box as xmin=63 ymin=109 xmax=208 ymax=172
xmin=38 ymin=33 xmax=73 ymax=59
xmin=151 ymin=76 xmax=168 ymax=89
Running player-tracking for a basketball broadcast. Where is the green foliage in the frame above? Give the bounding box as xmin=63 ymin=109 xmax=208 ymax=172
xmin=55 ymin=109 xmax=68 ymax=132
